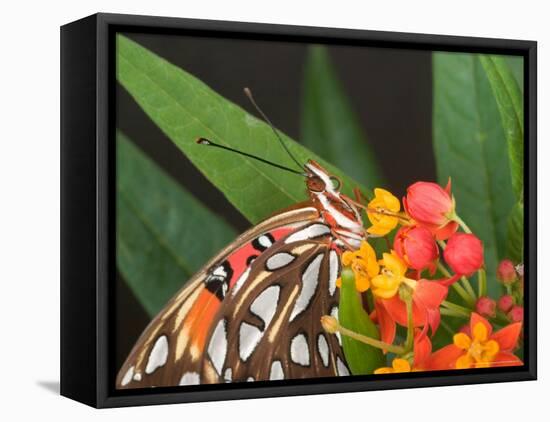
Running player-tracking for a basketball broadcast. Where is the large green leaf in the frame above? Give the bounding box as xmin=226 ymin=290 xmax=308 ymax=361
xmin=479 ymin=55 xmax=524 ymax=263
xmin=117 ymin=35 xmax=370 ymax=225
xmin=301 ymin=45 xmax=383 ymax=188
xmin=339 ymin=268 xmax=384 ymax=374
xmin=433 ymin=53 xmax=515 ymax=296
xmin=479 ymin=55 xmax=524 ymax=201
xmin=506 ymin=200 xmax=524 ymax=263
xmin=117 ymin=131 xmax=237 ymax=316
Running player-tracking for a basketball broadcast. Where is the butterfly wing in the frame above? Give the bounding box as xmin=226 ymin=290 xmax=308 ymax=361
xmin=116 ymin=206 xmax=321 ymax=389
xmin=200 ymin=225 xmax=349 ymax=383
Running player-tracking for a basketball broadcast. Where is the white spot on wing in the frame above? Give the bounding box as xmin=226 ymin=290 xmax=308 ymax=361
xmin=121 ymin=366 xmax=134 ymax=386
xmin=290 ymin=254 xmax=323 ymax=321
xmin=331 ymin=306 xmax=342 ymax=345
xmin=337 ymin=357 xmax=350 ymax=376
xmin=133 ymin=373 xmax=142 ymax=382
xmin=208 ymin=319 xmax=228 ymax=375
xmin=258 ymin=235 xmax=273 ymax=249
xmin=179 ymin=372 xmax=200 ymax=385
xmin=145 ymin=335 xmax=169 ymax=374
xmin=224 ymin=368 xmax=232 ymax=382
xmin=239 ymin=322 xmax=263 ymax=362
xmin=284 ymin=224 xmax=330 ymax=244
xmin=250 ymin=285 xmax=280 ymax=326
xmin=317 ymin=334 xmax=330 ymax=367
xmin=270 ymin=360 xmax=285 ymax=380
xmin=290 ymin=334 xmax=310 ymax=366
xmin=247 ymin=376 xmax=255 ymax=382
xmin=266 ymin=252 xmax=296 ymax=271
xmin=328 ymin=250 xmax=339 ymax=296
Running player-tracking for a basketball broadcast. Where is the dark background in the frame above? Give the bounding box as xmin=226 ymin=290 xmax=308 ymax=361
xmin=116 ymin=32 xmax=435 ymax=368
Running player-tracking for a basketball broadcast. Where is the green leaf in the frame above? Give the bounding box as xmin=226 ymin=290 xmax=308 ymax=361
xmin=504 ymin=56 xmax=524 ymax=93
xmin=507 ymin=200 xmax=524 ymax=263
xmin=479 ymin=55 xmax=524 ymax=264
xmin=117 ymin=35 xmax=370 ymax=225
xmin=117 ymin=131 xmax=237 ymax=316
xmin=479 ymin=55 xmax=524 ymax=201
xmin=301 ymin=45 xmax=384 ymax=187
xmin=433 ymin=53 xmax=515 ymax=297
xmin=339 ymin=268 xmax=385 ymax=374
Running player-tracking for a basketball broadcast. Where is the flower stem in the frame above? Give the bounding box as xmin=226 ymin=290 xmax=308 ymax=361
xmin=335 ymin=321 xmax=405 ymax=355
xmin=461 ymin=276 xmax=478 ymax=301
xmin=453 ymin=214 xmax=472 ymax=234
xmin=440 ymin=308 xmax=469 ymax=319
xmin=478 ymin=269 xmax=487 ymax=298
xmin=442 ymin=300 xmax=472 ymax=318
xmin=404 ymin=295 xmax=414 ymax=352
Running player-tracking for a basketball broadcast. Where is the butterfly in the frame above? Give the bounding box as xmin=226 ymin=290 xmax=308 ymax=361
xmin=116 ymin=91 xmax=369 ymax=389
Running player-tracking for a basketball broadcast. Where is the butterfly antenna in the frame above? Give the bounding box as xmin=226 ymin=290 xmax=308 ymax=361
xmin=196 ymin=138 xmax=307 ymax=176
xmin=243 ymin=87 xmax=304 ymax=172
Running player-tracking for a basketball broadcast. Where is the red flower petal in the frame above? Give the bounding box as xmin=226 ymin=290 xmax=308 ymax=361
xmin=375 ymin=300 xmax=396 ymax=347
xmin=427 ymin=344 xmax=464 ymax=370
xmin=434 ymin=221 xmax=459 ymax=240
xmin=491 ymin=322 xmax=522 ymax=352
xmin=383 ymin=295 xmax=425 ymax=327
xmin=470 ymin=312 xmax=493 ymax=338
xmin=492 ymin=352 xmax=523 ymax=367
xmin=415 ymin=280 xmax=448 ymax=309
xmin=414 ymin=330 xmax=432 ymax=368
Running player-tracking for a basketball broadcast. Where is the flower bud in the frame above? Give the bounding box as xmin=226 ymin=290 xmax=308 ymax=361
xmin=507 ymin=306 xmax=524 ymax=323
xmin=443 ymin=233 xmax=484 ymax=276
xmin=321 ymin=315 xmax=339 ymax=334
xmin=497 ymin=295 xmax=514 ymax=313
xmin=393 ymin=226 xmax=439 ymax=274
xmin=497 ymin=259 xmax=518 ymax=285
xmin=475 ymin=296 xmax=496 ymax=318
xmin=403 ymin=180 xmax=458 ymax=240
xmin=458 ymin=324 xmax=471 ymax=336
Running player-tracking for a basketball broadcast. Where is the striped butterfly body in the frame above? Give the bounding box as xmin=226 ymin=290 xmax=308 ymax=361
xmin=117 ymin=140 xmax=367 ymax=388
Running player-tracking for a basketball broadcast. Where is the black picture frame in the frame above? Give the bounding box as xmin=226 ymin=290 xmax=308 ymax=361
xmin=60 ymin=12 xmax=537 ymax=408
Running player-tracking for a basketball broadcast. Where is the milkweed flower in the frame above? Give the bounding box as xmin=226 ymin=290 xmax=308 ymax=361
xmin=476 ymin=296 xmax=496 ymax=318
xmin=507 ymin=306 xmax=524 ymax=323
xmin=403 ymin=180 xmax=458 ymax=240
xmin=428 ymin=313 xmax=523 ymax=370
xmin=497 ymin=295 xmax=514 ymax=313
xmin=337 ymin=241 xmax=379 ymax=292
xmin=393 ymin=225 xmax=439 ymax=274
xmin=371 ymin=252 xmax=448 ymax=344
xmin=444 ymin=233 xmax=484 ymax=276
xmin=497 ymin=259 xmax=518 ymax=284
xmin=374 ymin=330 xmax=432 ymax=373
xmin=367 ymin=188 xmax=401 ymax=236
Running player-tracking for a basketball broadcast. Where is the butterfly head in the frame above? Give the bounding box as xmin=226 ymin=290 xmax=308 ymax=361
xmin=304 ymin=160 xmax=342 ymax=195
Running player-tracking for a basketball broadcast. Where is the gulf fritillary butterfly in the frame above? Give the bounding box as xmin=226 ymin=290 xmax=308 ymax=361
xmin=116 ymin=91 xmax=370 ymax=389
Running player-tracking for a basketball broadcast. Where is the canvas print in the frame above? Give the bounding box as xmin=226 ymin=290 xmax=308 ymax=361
xmin=114 ymin=33 xmax=525 ymax=389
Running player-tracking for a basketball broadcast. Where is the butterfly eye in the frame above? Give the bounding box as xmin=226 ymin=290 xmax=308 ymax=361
xmin=330 ymin=176 xmax=342 ymax=191
xmin=307 ymin=176 xmax=325 ymax=193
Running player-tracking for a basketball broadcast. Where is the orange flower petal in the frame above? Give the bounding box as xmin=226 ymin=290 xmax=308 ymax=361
xmin=453 ymin=333 xmax=472 ymax=350
xmin=456 ymin=353 xmax=473 ymax=369
xmin=427 ymin=344 xmax=464 ymax=370
xmin=491 ymin=322 xmax=522 ymax=352
xmin=375 ymin=300 xmax=396 ymax=347
xmin=470 ymin=312 xmax=492 ymax=339
xmin=491 ymin=352 xmax=524 ymax=367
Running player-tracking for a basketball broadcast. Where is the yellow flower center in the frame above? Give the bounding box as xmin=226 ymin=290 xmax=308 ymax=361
xmin=374 ymin=358 xmax=413 ymax=374
xmin=338 ymin=241 xmax=379 ymax=292
xmin=370 ymin=251 xmax=408 ymax=299
xmin=453 ymin=322 xmax=500 ymax=369
xmin=367 ymin=188 xmax=401 ymax=236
